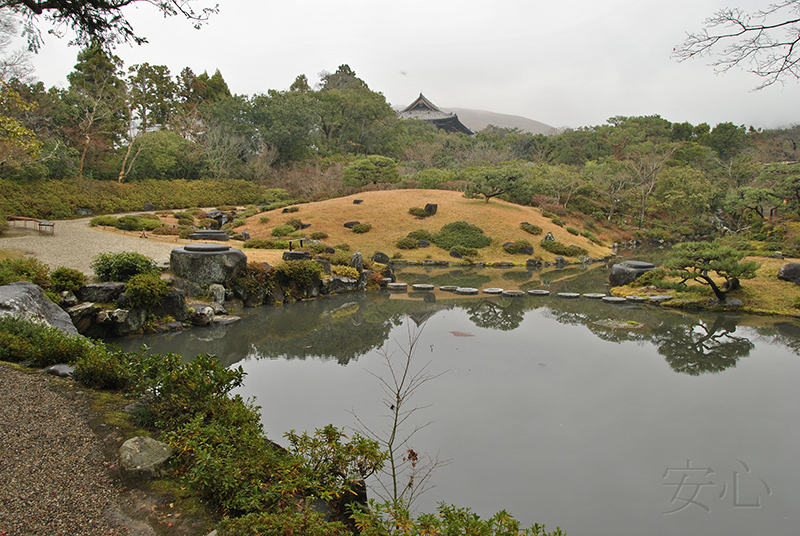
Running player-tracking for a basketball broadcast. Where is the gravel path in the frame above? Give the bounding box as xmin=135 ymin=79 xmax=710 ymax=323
xmin=0 ymin=365 xmax=126 ymax=535
xmin=0 ymin=218 xmax=186 ymax=276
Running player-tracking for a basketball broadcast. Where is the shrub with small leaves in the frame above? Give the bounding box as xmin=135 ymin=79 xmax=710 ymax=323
xmin=244 ymin=239 xmax=290 ymax=250
xmin=284 ymin=206 xmax=299 ymax=213
xmin=124 ymin=272 xmax=170 ymax=310
xmin=286 ymin=218 xmax=304 ymax=230
xmin=566 ymin=227 xmax=580 ymax=235
xmin=274 ymin=260 xmax=324 ymax=294
xmin=332 ymin=265 xmax=360 ymax=279
xmin=310 ymin=231 xmax=328 ymax=240
xmin=50 ymin=267 xmax=87 ymax=293
xmin=92 ymin=252 xmax=158 ymax=282
xmin=352 ymin=223 xmax=372 ymax=234
xmin=233 ymin=261 xmax=275 ymax=294
xmin=0 ymin=316 xmax=98 ymax=367
xmin=540 ymin=240 xmax=587 ymax=257
xmin=259 ymin=215 xmax=271 ymax=225
xmin=396 ymin=237 xmax=418 ymax=249
xmin=304 ymin=242 xmax=328 ymax=254
xmin=408 ymin=207 xmax=428 ymax=218
xmin=328 ymin=250 xmax=352 ymax=266
xmin=334 ymin=243 xmax=351 ymax=251
xmin=73 ymin=348 xmax=134 ymax=390
xmin=433 ymin=221 xmax=491 ymax=250
xmin=503 ymin=240 xmax=532 ymax=254
xmin=271 ymin=225 xmax=295 ymax=237
xmin=452 ymin=245 xmax=479 ymax=258
xmin=0 ymin=257 xmax=51 ymax=287
xmin=408 ymin=229 xmax=433 ymax=241
xmin=521 ymin=223 xmax=543 ymax=235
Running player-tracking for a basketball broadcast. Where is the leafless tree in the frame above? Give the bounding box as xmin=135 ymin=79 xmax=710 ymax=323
xmin=674 ymin=1 xmax=800 ymax=89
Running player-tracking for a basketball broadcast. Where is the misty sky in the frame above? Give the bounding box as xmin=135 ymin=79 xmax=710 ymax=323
xmin=23 ymin=0 xmax=800 ymax=130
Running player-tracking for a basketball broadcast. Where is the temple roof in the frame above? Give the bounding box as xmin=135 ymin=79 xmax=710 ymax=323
xmin=398 ymin=93 xmax=474 ymax=135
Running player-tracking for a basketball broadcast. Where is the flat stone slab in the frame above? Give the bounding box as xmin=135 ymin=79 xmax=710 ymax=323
xmin=502 ymin=290 xmax=525 ymax=297
xmin=626 ymin=296 xmax=647 ymax=302
xmin=386 ymin=282 xmax=408 ymax=291
xmin=186 ymin=230 xmax=229 ymax=241
xmin=412 ymin=284 xmax=435 ymax=291
xmin=528 ymin=289 xmax=550 ymax=296
xmin=583 ymin=293 xmax=606 ymax=299
xmin=602 ymin=296 xmax=628 ymax=304
xmin=456 ymin=287 xmax=479 ymax=295
xmin=482 ymin=288 xmax=504 ymax=294
xmin=439 ymin=286 xmax=459 ymax=292
xmin=557 ymin=292 xmax=580 ymax=299
xmin=649 ymin=295 xmax=674 ymax=303
xmin=184 ymin=243 xmax=231 ymax=253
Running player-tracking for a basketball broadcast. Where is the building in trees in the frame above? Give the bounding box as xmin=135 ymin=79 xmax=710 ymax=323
xmin=398 ymin=93 xmax=473 ymax=135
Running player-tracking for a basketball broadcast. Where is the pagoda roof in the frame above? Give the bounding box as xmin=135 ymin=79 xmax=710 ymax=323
xmin=398 ymin=93 xmax=474 ymax=135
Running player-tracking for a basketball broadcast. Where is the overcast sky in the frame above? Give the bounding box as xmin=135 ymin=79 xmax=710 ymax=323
xmin=22 ymin=0 xmax=800 ymax=130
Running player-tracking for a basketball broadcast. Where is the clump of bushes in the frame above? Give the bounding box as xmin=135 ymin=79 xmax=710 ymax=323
xmin=328 ymin=250 xmax=352 ymax=266
xmin=310 ymin=231 xmax=328 ymax=240
xmin=90 ymin=215 xmax=165 ymax=232
xmin=0 ymin=215 xmax=8 ymax=235
xmin=0 ymin=316 xmax=98 ymax=367
xmin=352 ymin=223 xmax=372 ymax=234
xmin=285 ymin=218 xmax=304 ymax=230
xmin=332 ymin=265 xmax=360 ymax=279
xmin=259 ymin=215 xmax=270 ymax=225
xmin=334 ymin=243 xmax=351 ymax=251
xmin=451 ymin=245 xmax=479 ymax=259
xmin=273 ymin=260 xmax=324 ymax=295
xmin=521 ymin=223 xmax=543 ymax=235
xmin=433 ymin=221 xmax=492 ymax=250
xmin=408 ymin=229 xmax=433 ymax=241
xmin=73 ymin=348 xmax=134 ymax=390
xmin=0 ymin=257 xmax=51 ymax=287
xmin=408 ymin=207 xmax=429 ymax=218
xmin=540 ymin=240 xmax=587 ymax=257
xmin=566 ymin=227 xmax=580 ymax=236
xmin=124 ymin=273 xmax=170 ymax=310
xmin=503 ymin=240 xmax=533 ymax=254
xmin=91 ymin=252 xmax=158 ymax=282
xmin=271 ymin=225 xmax=295 ymax=237
xmin=396 ymin=237 xmax=418 ymax=249
xmin=233 ymin=261 xmax=275 ymax=295
xmin=50 ymin=267 xmax=87 ymax=293
xmin=151 ymin=226 xmax=182 ymax=236
xmin=303 ymin=242 xmax=328 ymax=255
xmin=244 ymin=239 xmax=290 ymax=250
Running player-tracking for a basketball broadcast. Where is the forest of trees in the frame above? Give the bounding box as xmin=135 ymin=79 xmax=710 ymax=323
xmin=1 ymin=7 xmax=800 ymax=246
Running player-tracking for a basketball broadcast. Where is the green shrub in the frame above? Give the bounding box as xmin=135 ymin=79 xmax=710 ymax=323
xmin=124 ymin=273 xmax=170 ymax=310
xmin=231 ymin=216 xmax=247 ymax=228
xmin=244 ymin=239 xmax=289 ymax=250
xmin=540 ymin=240 xmax=587 ymax=257
xmin=50 ymin=267 xmax=87 ymax=293
xmin=503 ymin=240 xmax=532 ymax=254
xmin=233 ymin=261 xmax=275 ymax=294
xmin=331 ymin=265 xmax=360 ymax=279
xmin=303 ymin=242 xmax=328 ymax=255
xmin=73 ymin=348 xmax=134 ymax=390
xmin=91 ymin=252 xmax=158 ymax=282
xmin=259 ymin=215 xmax=270 ymax=225
xmin=282 ymin=206 xmax=299 ymax=213
xmin=433 ymin=221 xmax=492 ymax=250
xmin=352 ymin=223 xmax=372 ymax=234
xmin=151 ymin=226 xmax=181 ymax=236
xmin=0 ymin=215 xmax=8 ymax=235
xmin=0 ymin=316 xmax=98 ymax=367
xmin=274 ymin=260 xmax=324 ymax=294
xmin=242 ymin=205 xmax=259 ymax=218
xmin=408 ymin=229 xmax=433 ymax=241
xmin=521 ymin=223 xmax=543 ymax=235
xmin=271 ymin=225 xmax=295 ymax=237
xmin=566 ymin=227 xmax=580 ymax=235
xmin=408 ymin=207 xmax=429 ymax=218
xmin=328 ymin=250 xmax=352 ymax=266
xmin=219 ymin=510 xmax=351 ymax=536
xmin=285 ymin=218 xmax=303 ymax=230
xmin=451 ymin=245 xmax=479 ymax=258
xmin=115 ymin=215 xmax=164 ymax=231
xmin=0 ymin=257 xmax=51 ymax=287
xmin=310 ymin=231 xmax=328 ymax=240
xmin=334 ymin=243 xmax=350 ymax=251
xmin=89 ymin=215 xmax=119 ymax=227
xmin=550 ymin=216 xmax=564 ymax=227
xmin=396 ymin=236 xmax=418 ymax=249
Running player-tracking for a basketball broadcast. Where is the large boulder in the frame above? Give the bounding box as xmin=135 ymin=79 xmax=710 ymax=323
xmin=170 ymin=243 xmax=247 ymax=287
xmin=0 ymin=281 xmax=78 ymax=335
xmin=76 ymin=282 xmax=126 ymax=304
xmin=609 ymin=260 xmax=656 ymax=287
xmin=777 ymin=263 xmax=800 ymax=285
xmin=119 ymin=436 xmax=173 ymax=480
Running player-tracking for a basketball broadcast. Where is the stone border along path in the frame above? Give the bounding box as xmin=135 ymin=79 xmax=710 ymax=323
xmin=0 ymin=217 xmax=187 ymax=277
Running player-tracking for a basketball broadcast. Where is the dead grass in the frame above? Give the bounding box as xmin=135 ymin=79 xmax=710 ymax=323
xmin=239 ymin=190 xmax=612 ymax=263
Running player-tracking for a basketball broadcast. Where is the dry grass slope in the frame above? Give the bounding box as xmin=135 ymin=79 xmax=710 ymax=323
xmin=241 ymin=190 xmax=612 ymax=265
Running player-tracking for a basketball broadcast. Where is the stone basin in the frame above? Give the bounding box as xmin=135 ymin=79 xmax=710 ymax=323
xmin=170 ymin=243 xmax=246 ymax=286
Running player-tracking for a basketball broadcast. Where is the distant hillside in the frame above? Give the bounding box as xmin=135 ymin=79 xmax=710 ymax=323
xmin=443 ymin=108 xmax=557 ymax=135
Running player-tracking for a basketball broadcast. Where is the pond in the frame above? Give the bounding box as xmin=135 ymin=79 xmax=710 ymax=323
xmin=111 ymin=265 xmax=800 ymax=536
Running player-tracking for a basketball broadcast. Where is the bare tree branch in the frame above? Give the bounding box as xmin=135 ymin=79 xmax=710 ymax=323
xmin=674 ymin=1 xmax=800 ymax=89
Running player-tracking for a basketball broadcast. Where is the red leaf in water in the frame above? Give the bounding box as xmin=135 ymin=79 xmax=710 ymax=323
xmin=450 ymin=331 xmax=475 ymax=337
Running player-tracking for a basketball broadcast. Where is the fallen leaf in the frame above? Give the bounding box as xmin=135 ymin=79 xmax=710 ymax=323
xmin=450 ymin=331 xmax=475 ymax=337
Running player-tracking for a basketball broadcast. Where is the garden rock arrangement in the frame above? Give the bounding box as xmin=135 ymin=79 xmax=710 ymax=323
xmin=609 ymin=260 xmax=656 ymax=287
xmin=170 ymin=243 xmax=247 ymax=286
xmin=0 ymin=281 xmax=78 ymax=335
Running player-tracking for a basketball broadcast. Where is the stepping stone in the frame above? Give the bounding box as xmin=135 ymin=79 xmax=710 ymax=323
xmin=412 ymin=284 xmax=434 ymax=291
xmin=583 ymin=293 xmax=606 ymax=299
xmin=482 ymin=288 xmax=504 ymax=294
xmin=557 ymin=292 xmax=580 ymax=299
xmin=456 ymin=287 xmax=479 ymax=295
xmin=386 ymin=282 xmax=408 ymax=291
xmin=649 ymin=295 xmax=673 ymax=303
xmin=626 ymin=296 xmax=647 ymax=302
xmin=502 ymin=290 xmax=525 ymax=297
xmin=602 ymin=296 xmax=628 ymax=304
xmin=439 ymin=286 xmax=459 ymax=292
xmin=528 ymin=289 xmax=550 ymax=296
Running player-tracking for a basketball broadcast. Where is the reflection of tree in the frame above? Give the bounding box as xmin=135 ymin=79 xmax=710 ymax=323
xmin=653 ymin=316 xmax=753 ymax=375
xmin=501 ymin=270 xmax=533 ymax=283
xmin=465 ymin=298 xmax=526 ymax=331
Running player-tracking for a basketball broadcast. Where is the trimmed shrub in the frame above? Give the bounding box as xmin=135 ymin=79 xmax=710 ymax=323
xmin=303 ymin=242 xmax=328 ymax=254
xmin=92 ymin=252 xmax=158 ymax=282
xmin=566 ymin=227 xmax=580 ymax=235
xmin=503 ymin=240 xmax=533 ymax=254
xmin=0 ymin=316 xmax=98 ymax=367
xmin=73 ymin=348 xmax=133 ymax=390
xmin=271 ymin=225 xmax=295 ymax=237
xmin=0 ymin=257 xmax=51 ymax=287
xmin=333 ymin=243 xmax=351 ymax=251
xmin=433 ymin=221 xmax=491 ymax=250
xmin=396 ymin=237 xmax=418 ymax=249
xmin=124 ymin=273 xmax=170 ymax=310
xmin=352 ymin=223 xmax=372 ymax=234
xmin=151 ymin=226 xmax=181 ymax=236
xmin=284 ymin=206 xmax=299 ymax=213
xmin=540 ymin=240 xmax=587 ymax=257
xmin=310 ymin=231 xmax=328 ymax=240
xmin=521 ymin=223 xmax=543 ymax=235
xmin=452 ymin=246 xmax=479 ymax=258
xmin=285 ymin=218 xmax=304 ymax=230
xmin=233 ymin=261 xmax=275 ymax=294
xmin=408 ymin=207 xmax=429 ymax=218
xmin=328 ymin=250 xmax=352 ymax=266
xmin=273 ymin=260 xmax=324 ymax=293
xmin=218 ymin=510 xmax=351 ymax=536
xmin=259 ymin=215 xmax=270 ymax=225
xmin=244 ymin=239 xmax=290 ymax=250
xmin=332 ymin=265 xmax=360 ymax=279
xmin=0 ymin=215 xmax=8 ymax=235
xmin=50 ymin=267 xmax=87 ymax=293
xmin=408 ymin=229 xmax=433 ymax=241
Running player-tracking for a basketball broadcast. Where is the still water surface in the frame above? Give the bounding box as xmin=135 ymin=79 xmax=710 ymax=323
xmin=112 ymin=266 xmax=800 ymax=536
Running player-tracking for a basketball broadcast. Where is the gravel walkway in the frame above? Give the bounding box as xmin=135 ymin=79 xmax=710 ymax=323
xmin=0 ymin=365 xmax=126 ymax=535
xmin=0 ymin=218 xmax=186 ymax=276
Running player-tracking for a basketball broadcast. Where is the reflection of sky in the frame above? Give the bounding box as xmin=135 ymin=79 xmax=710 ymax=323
xmin=229 ymin=308 xmax=800 ymax=536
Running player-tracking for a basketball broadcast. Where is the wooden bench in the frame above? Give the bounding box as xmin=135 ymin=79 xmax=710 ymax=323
xmin=287 ymin=238 xmax=305 ymax=251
